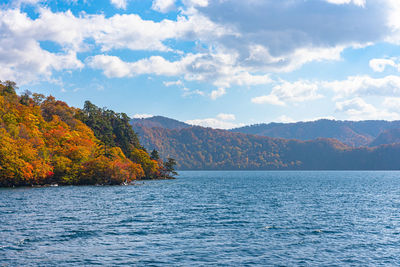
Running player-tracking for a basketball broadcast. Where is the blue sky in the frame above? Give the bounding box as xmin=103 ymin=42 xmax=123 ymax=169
xmin=1 ymin=0 xmax=400 ymax=128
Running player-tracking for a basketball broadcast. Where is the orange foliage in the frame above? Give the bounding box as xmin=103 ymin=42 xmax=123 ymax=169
xmin=130 ymin=148 xmax=160 ymax=178
xmin=0 ymin=82 xmax=160 ymax=187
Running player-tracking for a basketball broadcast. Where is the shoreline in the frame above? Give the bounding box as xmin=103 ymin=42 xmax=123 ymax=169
xmin=1 ymin=176 xmax=176 ymax=188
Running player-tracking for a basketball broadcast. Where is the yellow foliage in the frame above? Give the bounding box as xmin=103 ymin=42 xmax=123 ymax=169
xmin=0 ymin=84 xmax=161 ymax=186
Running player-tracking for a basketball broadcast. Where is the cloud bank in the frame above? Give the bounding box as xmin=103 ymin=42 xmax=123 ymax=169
xmin=2 ymin=0 xmax=400 ymax=121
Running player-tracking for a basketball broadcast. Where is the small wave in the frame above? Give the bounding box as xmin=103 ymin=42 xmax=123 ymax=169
xmin=127 ymin=230 xmax=148 ymax=236
xmin=312 ymin=229 xmax=323 ymax=234
xmin=120 ymin=217 xmax=154 ymax=224
xmin=58 ymin=230 xmax=98 ymax=241
xmin=264 ymin=225 xmax=280 ymax=230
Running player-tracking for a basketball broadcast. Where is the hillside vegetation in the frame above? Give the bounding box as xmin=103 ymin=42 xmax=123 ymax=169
xmin=0 ymin=81 xmax=174 ymax=187
xmin=231 ymin=119 xmax=400 ymax=147
xmin=369 ymin=128 xmax=400 ymax=147
xmin=132 ymin=122 xmax=400 ymax=170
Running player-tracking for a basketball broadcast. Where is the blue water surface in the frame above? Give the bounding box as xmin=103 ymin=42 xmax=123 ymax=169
xmin=1 ymin=171 xmax=400 ymax=266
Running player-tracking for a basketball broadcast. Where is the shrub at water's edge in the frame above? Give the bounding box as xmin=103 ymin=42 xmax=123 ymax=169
xmin=0 ymin=81 xmax=177 ymax=187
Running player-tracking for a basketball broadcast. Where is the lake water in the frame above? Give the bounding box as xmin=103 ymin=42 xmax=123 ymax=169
xmin=1 ymin=171 xmax=400 ymax=266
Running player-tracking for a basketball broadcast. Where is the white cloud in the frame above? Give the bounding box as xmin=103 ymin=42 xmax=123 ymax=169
xmin=87 ymin=55 xmax=132 ymax=78
xmin=8 ymin=0 xmax=386 ymax=88
xmin=335 ymin=97 xmax=400 ymax=120
xmin=88 ymin=52 xmax=272 ymax=98
xmin=87 ymin=55 xmax=183 ymax=77
xmin=111 ymin=0 xmax=127 ymax=9
xmin=325 ymin=0 xmax=366 ymax=7
xmin=251 ymin=80 xmax=322 ymax=106
xmin=90 ymin=13 xmax=220 ymax=52
xmin=152 ymin=0 xmax=176 ymax=13
xmin=386 ymin=0 xmax=400 ymax=43
xmin=217 ymin=113 xmax=235 ymax=121
xmin=132 ymin=114 xmax=153 ymax=119
xmin=186 ymin=118 xmax=239 ymax=129
xmin=190 ymin=0 xmax=391 ymax=74
xmin=216 ymin=71 xmax=272 ymax=88
xmin=324 ymin=75 xmax=400 ymax=98
xmin=0 ymin=8 xmax=86 ymax=83
xmin=251 ymin=74 xmax=400 ymax=108
xmin=284 ymin=46 xmax=344 ymax=72
xmin=0 ymin=7 xmax=249 ymax=91
xmin=383 ymin=97 xmax=400 ymax=112
xmin=0 ymin=7 xmax=234 ymax=83
xmin=90 ymin=14 xmax=175 ymax=52
xmin=183 ymin=0 xmax=208 ymax=8
xmin=252 ymin=94 xmax=285 ymax=106
xmin=182 ymin=87 xmax=204 ymax=97
xmin=2 ymin=0 xmax=400 ymax=102
xmin=369 ymin=58 xmax=400 ymax=72
xmin=162 ymin=79 xmax=205 ymax=97
xmin=275 ymin=115 xmax=295 ymax=123
xmin=163 ymin=80 xmax=183 ymax=87
xmin=186 ymin=113 xmax=241 ymax=129
xmin=0 ymin=37 xmax=83 ymax=84
xmin=210 ymin=87 xmax=226 ymax=100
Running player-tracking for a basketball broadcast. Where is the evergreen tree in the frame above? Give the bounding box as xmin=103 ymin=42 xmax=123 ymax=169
xmin=77 ymin=101 xmax=141 ymax=157
xmin=150 ymin=149 xmax=160 ymax=160
xmin=164 ymin=158 xmax=178 ymax=177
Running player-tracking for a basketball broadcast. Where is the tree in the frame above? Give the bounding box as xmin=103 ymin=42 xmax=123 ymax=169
xmin=130 ymin=148 xmax=159 ymax=178
xmin=77 ymin=101 xmax=141 ymax=157
xmin=164 ymin=158 xmax=178 ymax=177
xmin=0 ymin=81 xmax=164 ymax=186
xmin=150 ymin=149 xmax=160 ymax=160
xmin=19 ymin=90 xmax=32 ymax=106
xmin=32 ymin=93 xmax=45 ymax=106
xmin=0 ymin=80 xmax=17 ymax=95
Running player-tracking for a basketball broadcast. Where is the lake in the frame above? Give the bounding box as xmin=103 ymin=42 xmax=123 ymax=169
xmin=1 ymin=171 xmax=400 ymax=266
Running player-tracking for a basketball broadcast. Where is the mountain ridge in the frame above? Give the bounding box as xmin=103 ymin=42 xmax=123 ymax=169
xmin=231 ymin=119 xmax=400 ymax=147
xmin=132 ymin=116 xmax=400 ymax=147
xmin=131 ymin=116 xmax=191 ymax=130
xmin=370 ymin=128 xmax=400 ymax=147
xmin=132 ymin=122 xmax=400 ymax=170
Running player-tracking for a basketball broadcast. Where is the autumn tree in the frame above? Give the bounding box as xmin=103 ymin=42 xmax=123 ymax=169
xmin=0 ymin=81 xmax=164 ymax=187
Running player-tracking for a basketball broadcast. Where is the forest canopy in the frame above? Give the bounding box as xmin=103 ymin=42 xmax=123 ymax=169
xmin=0 ymin=81 xmax=176 ymax=187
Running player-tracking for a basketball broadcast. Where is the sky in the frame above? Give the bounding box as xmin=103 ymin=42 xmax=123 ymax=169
xmin=1 ymin=0 xmax=400 ymax=129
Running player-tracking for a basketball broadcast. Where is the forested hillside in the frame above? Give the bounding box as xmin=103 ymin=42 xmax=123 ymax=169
xmin=369 ymin=128 xmax=400 ymax=147
xmin=231 ymin=119 xmax=400 ymax=147
xmin=133 ymin=123 xmax=400 ymax=170
xmin=0 ymin=81 xmax=174 ymax=187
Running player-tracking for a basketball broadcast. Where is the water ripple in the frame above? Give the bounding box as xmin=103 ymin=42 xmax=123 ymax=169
xmin=2 ymin=171 xmax=400 ymax=265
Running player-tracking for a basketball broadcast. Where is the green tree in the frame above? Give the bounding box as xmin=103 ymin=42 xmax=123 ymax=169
xmin=0 ymin=80 xmax=17 ymax=95
xmin=19 ymin=90 xmax=32 ymax=106
xmin=77 ymin=101 xmax=141 ymax=157
xmin=164 ymin=158 xmax=178 ymax=177
xmin=150 ymin=149 xmax=160 ymax=160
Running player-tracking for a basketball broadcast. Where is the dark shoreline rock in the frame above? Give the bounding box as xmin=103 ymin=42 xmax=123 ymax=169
xmin=0 ymin=177 xmax=176 ymax=188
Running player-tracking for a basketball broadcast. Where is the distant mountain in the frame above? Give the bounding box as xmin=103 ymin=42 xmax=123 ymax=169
xmin=132 ymin=117 xmax=400 ymax=147
xmin=131 ymin=116 xmax=191 ymax=130
xmin=132 ymin=124 xmax=400 ymax=170
xmin=370 ymin=128 xmax=400 ymax=147
xmin=231 ymin=119 xmax=400 ymax=147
